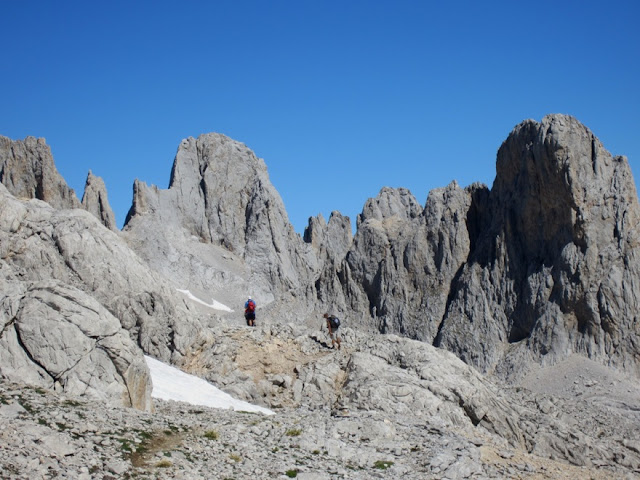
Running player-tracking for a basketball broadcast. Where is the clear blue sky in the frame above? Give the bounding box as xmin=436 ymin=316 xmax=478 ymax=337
xmin=2 ymin=1 xmax=638 ymax=233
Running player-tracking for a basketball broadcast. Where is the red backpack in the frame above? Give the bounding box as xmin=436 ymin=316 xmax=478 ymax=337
xmin=246 ymin=300 xmax=255 ymax=312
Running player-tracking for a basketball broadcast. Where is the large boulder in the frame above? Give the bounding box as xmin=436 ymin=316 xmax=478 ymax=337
xmin=0 ymin=278 xmax=152 ymax=411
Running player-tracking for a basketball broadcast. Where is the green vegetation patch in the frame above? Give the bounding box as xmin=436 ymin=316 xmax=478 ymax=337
xmin=373 ymin=460 xmax=394 ymax=470
xmin=155 ymin=459 xmax=172 ymax=468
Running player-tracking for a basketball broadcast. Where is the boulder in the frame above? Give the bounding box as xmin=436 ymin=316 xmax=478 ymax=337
xmin=0 ymin=278 xmax=152 ymax=410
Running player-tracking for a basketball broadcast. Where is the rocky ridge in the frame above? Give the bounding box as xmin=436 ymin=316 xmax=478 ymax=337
xmin=1 ymin=115 xmax=640 ymax=477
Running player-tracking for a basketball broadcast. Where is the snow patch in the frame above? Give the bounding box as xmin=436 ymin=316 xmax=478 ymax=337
xmin=176 ymin=289 xmax=233 ymax=312
xmin=145 ymin=355 xmax=273 ymax=415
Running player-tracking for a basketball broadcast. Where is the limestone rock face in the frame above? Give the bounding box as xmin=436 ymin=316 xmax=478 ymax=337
xmin=325 ymin=183 xmax=488 ymax=340
xmin=310 ymin=114 xmax=640 ymax=379
xmin=123 ymin=133 xmax=317 ymax=307
xmin=81 ymin=170 xmax=117 ymax=230
xmin=0 ymin=135 xmax=80 ymax=209
xmin=0 ymin=183 xmax=206 ymax=367
xmin=0 ymin=278 xmax=152 ymax=410
xmin=436 ymin=114 xmax=640 ymax=377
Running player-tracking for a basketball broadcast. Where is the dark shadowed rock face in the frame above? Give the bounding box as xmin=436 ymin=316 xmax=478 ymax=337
xmin=0 ymin=135 xmax=80 ymax=210
xmin=314 ymin=183 xmax=489 ymax=341
xmin=436 ymin=115 xmax=640 ymax=378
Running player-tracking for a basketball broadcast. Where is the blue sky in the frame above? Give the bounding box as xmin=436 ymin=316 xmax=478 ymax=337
xmin=2 ymin=1 xmax=639 ymax=233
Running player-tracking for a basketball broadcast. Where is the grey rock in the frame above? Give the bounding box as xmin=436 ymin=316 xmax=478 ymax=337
xmin=81 ymin=170 xmax=117 ymax=230
xmin=437 ymin=114 xmax=640 ymax=378
xmin=123 ymin=133 xmax=318 ymax=311
xmin=0 ymin=182 xmax=206 ymax=365
xmin=0 ymin=135 xmax=80 ymax=210
xmin=0 ymin=278 xmax=152 ymax=410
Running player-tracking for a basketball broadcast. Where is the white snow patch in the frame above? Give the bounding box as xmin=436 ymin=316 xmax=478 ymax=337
xmin=145 ymin=355 xmax=273 ymax=415
xmin=176 ymin=289 xmax=234 ymax=312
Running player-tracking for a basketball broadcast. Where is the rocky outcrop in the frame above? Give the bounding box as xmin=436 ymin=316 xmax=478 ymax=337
xmin=0 ymin=135 xmax=80 ymax=210
xmin=307 ymin=115 xmax=640 ymax=380
xmin=0 ymin=182 xmax=207 ymax=366
xmin=0 ymin=279 xmax=152 ymax=410
xmin=436 ymin=115 xmax=640 ymax=378
xmin=0 ymin=136 xmax=120 ymax=231
xmin=123 ymin=133 xmax=318 ymax=308
xmin=311 ymin=183 xmax=488 ymax=339
xmin=2 ymin=113 xmax=639 ymax=407
xmin=172 ymin=321 xmax=640 ymax=476
xmin=81 ymin=170 xmax=117 ymax=230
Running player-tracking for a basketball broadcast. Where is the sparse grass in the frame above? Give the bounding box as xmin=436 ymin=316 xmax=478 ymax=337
xmin=117 ymin=438 xmax=133 ymax=453
xmin=38 ymin=418 xmax=48 ymax=425
xmin=155 ymin=459 xmax=172 ymax=468
xmin=285 ymin=469 xmax=298 ymax=478
xmin=285 ymin=428 xmax=302 ymax=437
xmin=127 ymin=430 xmax=184 ymax=468
xmin=312 ymin=449 xmax=320 ymax=455
xmin=373 ymin=460 xmax=394 ymax=470
xmin=204 ymin=430 xmax=219 ymax=440
xmin=229 ymin=453 xmax=242 ymax=462
xmin=272 ymin=447 xmax=279 ymax=453
xmin=34 ymin=387 xmax=47 ymax=395
xmin=56 ymin=422 xmax=69 ymax=431
xmin=63 ymin=399 xmax=81 ymax=407
xmin=18 ymin=397 xmax=36 ymax=414
xmin=135 ymin=429 xmax=153 ymax=440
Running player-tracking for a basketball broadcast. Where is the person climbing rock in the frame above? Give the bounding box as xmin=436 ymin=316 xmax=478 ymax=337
xmin=323 ymin=313 xmax=341 ymax=349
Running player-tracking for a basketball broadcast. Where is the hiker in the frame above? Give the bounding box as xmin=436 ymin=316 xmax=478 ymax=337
xmin=244 ymin=298 xmax=256 ymax=327
xmin=323 ymin=313 xmax=341 ymax=349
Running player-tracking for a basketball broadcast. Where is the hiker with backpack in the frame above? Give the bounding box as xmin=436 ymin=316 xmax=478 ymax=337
xmin=323 ymin=313 xmax=341 ymax=349
xmin=244 ymin=298 xmax=256 ymax=327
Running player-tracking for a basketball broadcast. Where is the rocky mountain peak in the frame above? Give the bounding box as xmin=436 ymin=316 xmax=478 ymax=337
xmin=0 ymin=135 xmax=80 ymax=210
xmin=81 ymin=170 xmax=117 ymax=231
xmin=123 ymin=133 xmax=316 ymax=305
xmin=437 ymin=113 xmax=640 ymax=377
xmin=358 ymin=186 xmax=423 ymax=225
